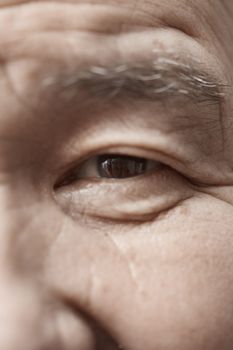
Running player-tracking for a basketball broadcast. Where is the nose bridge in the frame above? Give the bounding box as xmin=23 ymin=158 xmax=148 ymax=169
xmin=0 ymin=184 xmax=18 ymax=274
xmin=0 ymin=182 xmax=29 ymax=277
xmin=0 ymin=172 xmax=49 ymax=274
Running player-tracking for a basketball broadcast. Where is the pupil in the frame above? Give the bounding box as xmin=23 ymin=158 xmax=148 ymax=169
xmin=97 ymin=155 xmax=147 ymax=179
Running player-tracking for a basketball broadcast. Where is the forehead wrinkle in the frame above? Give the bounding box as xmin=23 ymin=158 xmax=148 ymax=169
xmin=0 ymin=0 xmax=144 ymax=9
xmin=44 ymin=56 xmax=226 ymax=105
xmin=0 ymin=2 xmax=163 ymax=37
xmin=0 ymin=0 xmax=207 ymax=38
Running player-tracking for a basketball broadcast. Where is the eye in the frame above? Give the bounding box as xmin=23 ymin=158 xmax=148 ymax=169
xmin=56 ymin=154 xmax=163 ymax=187
xmin=97 ymin=154 xmax=150 ymax=179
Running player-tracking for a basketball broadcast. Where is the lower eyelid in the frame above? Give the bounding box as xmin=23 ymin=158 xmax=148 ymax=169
xmin=55 ymin=167 xmax=194 ymax=222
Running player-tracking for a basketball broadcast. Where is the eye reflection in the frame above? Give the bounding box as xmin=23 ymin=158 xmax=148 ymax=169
xmin=97 ymin=155 xmax=147 ymax=179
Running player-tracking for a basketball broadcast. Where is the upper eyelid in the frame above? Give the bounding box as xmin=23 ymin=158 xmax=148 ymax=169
xmin=54 ymin=141 xmax=183 ymax=182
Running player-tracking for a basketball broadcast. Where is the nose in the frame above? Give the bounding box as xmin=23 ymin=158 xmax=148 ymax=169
xmin=0 ymin=279 xmax=59 ymax=350
xmin=0 ymin=186 xmax=60 ymax=350
xmin=0 ymin=266 xmax=59 ymax=350
xmin=0 ymin=181 xmax=101 ymax=350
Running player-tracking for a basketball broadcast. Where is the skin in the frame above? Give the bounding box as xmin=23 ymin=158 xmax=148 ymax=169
xmin=0 ymin=0 xmax=233 ymax=349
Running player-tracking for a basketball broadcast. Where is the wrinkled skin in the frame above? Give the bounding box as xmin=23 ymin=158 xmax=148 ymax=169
xmin=1 ymin=1 xmax=233 ymax=349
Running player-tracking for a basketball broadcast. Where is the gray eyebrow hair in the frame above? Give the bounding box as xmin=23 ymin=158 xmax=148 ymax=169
xmin=46 ymin=56 xmax=226 ymax=104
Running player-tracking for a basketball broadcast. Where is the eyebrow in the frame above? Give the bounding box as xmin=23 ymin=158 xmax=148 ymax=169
xmin=45 ymin=56 xmax=226 ymax=105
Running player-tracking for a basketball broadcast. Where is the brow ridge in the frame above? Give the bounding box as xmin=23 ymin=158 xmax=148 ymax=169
xmin=45 ymin=55 xmax=227 ymax=104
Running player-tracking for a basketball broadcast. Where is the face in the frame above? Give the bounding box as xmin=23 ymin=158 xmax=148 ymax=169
xmin=1 ymin=0 xmax=233 ymax=349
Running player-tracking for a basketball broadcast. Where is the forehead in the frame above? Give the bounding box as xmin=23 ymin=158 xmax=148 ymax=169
xmin=0 ymin=0 xmax=224 ymax=40
xmin=0 ymin=0 xmax=229 ymax=83
xmin=0 ymin=0 xmax=219 ymax=19
xmin=0 ymin=0 xmax=231 ymax=84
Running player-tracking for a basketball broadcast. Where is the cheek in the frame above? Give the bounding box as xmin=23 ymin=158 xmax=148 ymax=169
xmin=45 ymin=195 xmax=233 ymax=350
